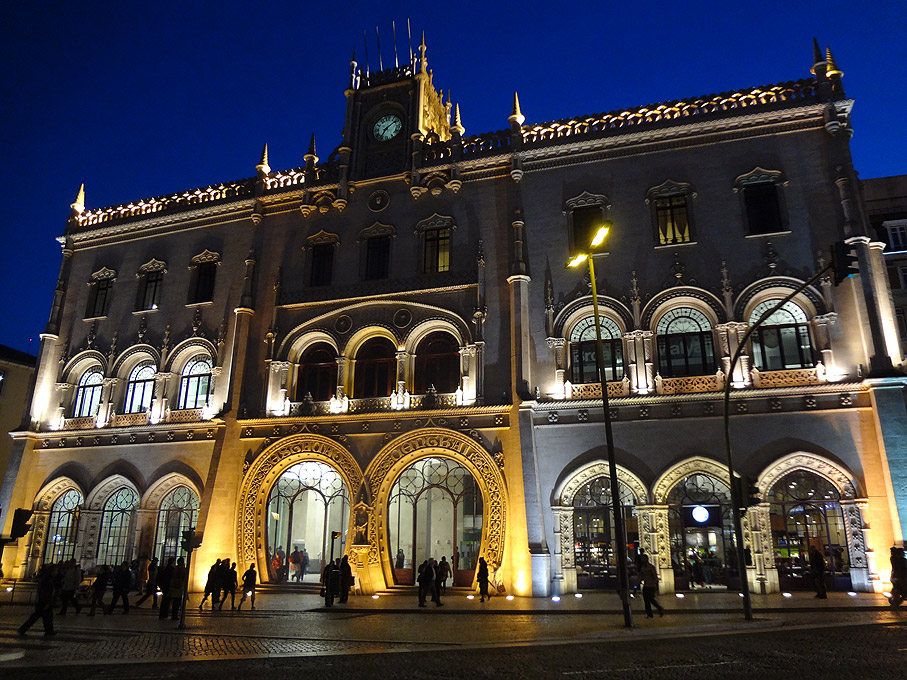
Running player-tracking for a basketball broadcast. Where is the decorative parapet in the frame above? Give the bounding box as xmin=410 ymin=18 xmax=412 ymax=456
xmin=169 ymin=408 xmax=204 ymax=423
xmin=751 ymin=363 xmax=826 ymax=389
xmin=286 ymin=392 xmax=460 ymax=416
xmin=655 ymin=371 xmax=726 ymax=395
xmin=62 ymin=416 xmax=96 ymax=431
xmin=520 ymin=79 xmax=818 ymax=146
xmin=112 ymin=411 xmax=151 ymax=427
xmin=564 ymin=378 xmax=630 ymax=399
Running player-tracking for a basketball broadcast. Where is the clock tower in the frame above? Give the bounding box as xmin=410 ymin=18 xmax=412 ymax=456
xmin=342 ymin=34 xmax=452 ymax=181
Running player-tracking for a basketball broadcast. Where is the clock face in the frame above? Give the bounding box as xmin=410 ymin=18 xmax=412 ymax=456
xmin=373 ymin=114 xmax=403 ymax=141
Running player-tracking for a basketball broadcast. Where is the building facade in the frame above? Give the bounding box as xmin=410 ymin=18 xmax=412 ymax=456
xmin=2 ymin=37 xmax=906 ymax=597
xmin=0 ymin=345 xmax=37 ymax=519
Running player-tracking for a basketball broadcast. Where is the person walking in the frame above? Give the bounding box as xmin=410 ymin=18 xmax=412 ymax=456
xmin=135 ymin=557 xmax=159 ymax=609
xmin=437 ymin=556 xmax=451 ymax=594
xmin=431 ymin=558 xmax=444 ymax=606
xmin=157 ymin=557 xmax=176 ymax=620
xmin=58 ymin=558 xmax=82 ymax=616
xmin=395 ymin=548 xmax=405 ymax=570
xmin=809 ymin=545 xmax=828 ymax=599
xmin=238 ymin=563 xmax=257 ymax=610
xmin=639 ymin=554 xmax=665 ymax=618
xmin=322 ymin=558 xmax=341 ymax=607
xmin=339 ymin=555 xmax=354 ymax=604
xmin=300 ymin=548 xmax=310 ymax=580
xmin=219 ymin=562 xmax=238 ymax=610
xmin=167 ymin=557 xmax=188 ymax=620
xmin=477 ymin=557 xmax=490 ymax=602
xmin=417 ymin=559 xmax=434 ymax=607
xmin=289 ymin=546 xmax=300 ymax=582
xmin=890 ymin=546 xmax=907 ymax=608
xmin=107 ymin=560 xmax=133 ymax=614
xmin=87 ymin=565 xmax=111 ymax=616
xmin=17 ymin=563 xmax=58 ymax=637
xmin=198 ymin=559 xmax=221 ymax=610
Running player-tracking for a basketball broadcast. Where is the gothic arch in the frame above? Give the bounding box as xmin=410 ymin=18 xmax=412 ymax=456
xmin=735 ymin=276 xmax=825 ymax=322
xmin=111 ymin=343 xmax=161 ymax=377
xmin=554 ymin=295 xmax=633 ymax=338
xmin=367 ymin=428 xmax=507 ymax=587
xmin=554 ymin=461 xmax=648 ymax=506
xmin=28 ymin=477 xmax=85 ymax=571
xmin=61 ymin=350 xmax=108 ymax=383
xmin=641 ymin=288 xmax=727 ymax=330
xmin=757 ymin=451 xmax=860 ymax=500
xmin=652 ymin=457 xmax=730 ymax=503
xmin=404 ymin=318 xmax=465 ymax=354
xmin=164 ymin=338 xmax=217 ymax=373
xmin=235 ymin=434 xmax=363 ymax=574
xmin=141 ymin=472 xmax=202 ymax=510
xmin=286 ymin=331 xmax=340 ymax=363
xmin=85 ymin=474 xmax=141 ymax=510
xmin=32 ymin=476 xmax=84 ymax=512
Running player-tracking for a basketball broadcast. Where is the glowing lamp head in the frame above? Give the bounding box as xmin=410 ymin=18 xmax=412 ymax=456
xmin=590 ymin=224 xmax=610 ymax=247
xmin=566 ymin=254 xmax=588 ymax=268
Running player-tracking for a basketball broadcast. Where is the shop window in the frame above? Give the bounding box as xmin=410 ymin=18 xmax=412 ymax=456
xmin=749 ymin=300 xmax=814 ymax=371
xmin=656 ymin=307 xmax=716 ymax=378
xmin=73 ymin=367 xmax=104 ymax=418
xmin=296 ymin=343 xmax=338 ymax=401
xmin=414 ymin=332 xmax=460 ymax=394
xmin=123 ymin=360 xmax=156 ymax=414
xmin=353 ymin=337 xmax=396 ymax=398
xmin=177 ymin=355 xmax=212 ymax=410
xmin=569 ymin=316 xmax=624 ymax=383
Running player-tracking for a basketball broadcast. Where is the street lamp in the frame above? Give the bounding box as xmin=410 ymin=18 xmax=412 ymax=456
xmin=567 ymin=223 xmax=634 ymax=628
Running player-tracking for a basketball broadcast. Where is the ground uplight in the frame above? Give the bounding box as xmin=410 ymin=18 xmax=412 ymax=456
xmin=551 ymin=595 xmax=561 ymax=602
xmin=467 ymin=595 xmax=475 ymax=600
xmin=782 ymin=592 xmax=792 ymax=598
xmin=847 ymin=592 xmax=858 ymax=597
xmin=506 ymin=595 xmax=514 ymax=601
xmin=675 ymin=593 xmax=685 ymax=599
xmin=574 ymin=593 xmax=583 ymax=599
xmin=372 ymin=594 xmax=380 ymax=599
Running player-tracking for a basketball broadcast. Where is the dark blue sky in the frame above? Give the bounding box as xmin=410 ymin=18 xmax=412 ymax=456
xmin=1 ymin=1 xmax=904 ymax=354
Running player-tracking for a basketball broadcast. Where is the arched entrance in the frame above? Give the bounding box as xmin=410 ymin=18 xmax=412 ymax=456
xmin=265 ymin=461 xmax=350 ymax=582
xmin=236 ymin=435 xmax=363 ymax=581
xmin=387 ymin=457 xmax=482 ymax=586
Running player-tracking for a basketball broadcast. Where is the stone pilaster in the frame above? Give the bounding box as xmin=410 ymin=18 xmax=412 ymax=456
xmin=551 ymin=505 xmax=576 ymax=594
xmin=546 ymin=338 xmax=567 ymax=399
xmin=637 ymin=505 xmax=673 ymax=594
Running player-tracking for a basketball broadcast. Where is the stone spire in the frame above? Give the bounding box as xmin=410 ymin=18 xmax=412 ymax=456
xmin=812 ymin=37 xmax=824 ymax=69
xmin=825 ymin=46 xmax=843 ymax=78
xmin=256 ymin=143 xmax=270 ymax=176
xmin=70 ymin=183 xmax=85 ymax=215
xmin=417 ymin=31 xmax=428 ymax=74
xmin=451 ymin=103 xmax=465 ymax=136
xmin=304 ymin=133 xmax=318 ymax=164
xmin=509 ymin=92 xmax=525 ymax=126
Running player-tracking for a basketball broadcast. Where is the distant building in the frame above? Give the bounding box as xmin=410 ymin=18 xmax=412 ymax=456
xmin=0 ymin=345 xmax=36 ymax=524
xmin=2 ymin=35 xmax=905 ymax=596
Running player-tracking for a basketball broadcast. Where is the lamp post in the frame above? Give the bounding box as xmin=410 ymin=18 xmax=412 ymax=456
xmin=568 ymin=224 xmax=633 ymax=628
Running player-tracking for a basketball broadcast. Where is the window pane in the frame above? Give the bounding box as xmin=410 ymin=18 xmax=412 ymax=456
xmin=365 ymin=236 xmax=391 ymax=280
xmin=655 ymin=196 xmax=690 ymax=245
xmin=142 ymin=271 xmax=163 ymax=310
xmin=423 ymin=228 xmax=450 ymax=274
xmin=192 ymin=262 xmax=217 ymax=303
xmin=311 ymin=244 xmax=334 ymax=286
xmin=744 ymin=183 xmax=783 ymax=235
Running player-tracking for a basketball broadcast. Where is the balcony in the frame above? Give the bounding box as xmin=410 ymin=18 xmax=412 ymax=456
xmin=563 ymin=379 xmax=630 ymax=399
xmin=655 ymin=372 xmax=726 ymax=395
xmin=751 ymin=364 xmax=826 ymax=389
xmin=286 ymin=391 xmax=460 ymax=417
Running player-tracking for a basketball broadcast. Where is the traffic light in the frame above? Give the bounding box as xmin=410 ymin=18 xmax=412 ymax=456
xmin=331 ymin=531 xmax=342 ymax=540
xmin=733 ymin=476 xmax=762 ymax=511
xmin=10 ymin=508 xmax=33 ymax=540
xmin=180 ymin=528 xmax=202 ymax=552
xmin=831 ymin=241 xmax=859 ymax=285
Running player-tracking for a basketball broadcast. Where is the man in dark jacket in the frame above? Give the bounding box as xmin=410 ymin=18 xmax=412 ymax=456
xmin=108 ymin=561 xmax=133 ymax=613
xmin=417 ymin=559 xmax=434 ymax=607
xmin=809 ymin=545 xmax=828 ymax=599
xmin=157 ymin=557 xmax=176 ymax=620
xmin=18 ymin=564 xmax=58 ymax=636
xmin=87 ymin=565 xmax=111 ymax=616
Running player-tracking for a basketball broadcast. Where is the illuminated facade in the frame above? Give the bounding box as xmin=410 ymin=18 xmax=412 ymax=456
xmin=2 ymin=37 xmax=906 ymax=597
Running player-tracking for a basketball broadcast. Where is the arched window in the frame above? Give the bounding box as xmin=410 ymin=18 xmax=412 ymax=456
xmin=413 ymin=332 xmax=460 ymax=394
xmin=296 ymin=344 xmax=338 ymax=402
xmin=42 ymin=489 xmax=82 ymax=564
xmin=73 ymin=367 xmax=104 ymax=418
xmin=569 ymin=316 xmax=624 ymax=383
xmin=177 ymin=355 xmax=212 ymax=410
xmin=749 ymin=301 xmax=814 ymax=371
xmin=154 ymin=485 xmax=200 ymax=562
xmin=96 ymin=487 xmax=138 ymax=566
xmin=656 ymin=308 xmax=715 ymax=378
xmin=353 ymin=338 xmax=396 ymax=398
xmin=123 ymin=360 xmax=156 ymax=414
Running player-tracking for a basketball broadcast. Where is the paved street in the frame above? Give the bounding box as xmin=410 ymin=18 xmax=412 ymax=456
xmin=0 ymin=590 xmax=903 ymax=678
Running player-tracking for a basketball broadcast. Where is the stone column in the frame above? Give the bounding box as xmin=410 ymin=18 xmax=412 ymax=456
xmin=716 ymin=322 xmax=751 ymax=387
xmin=625 ymin=331 xmax=654 ymax=395
xmin=546 ymin=338 xmax=567 ymax=399
xmin=551 ymin=506 xmax=576 ymax=594
xmin=151 ymin=372 xmax=172 ymax=423
xmin=460 ymin=344 xmax=479 ymax=404
xmin=335 ymin=355 xmax=348 ymax=398
xmin=742 ymin=503 xmax=779 ymax=594
xmin=97 ymin=378 xmax=118 ymax=427
xmin=79 ymin=509 xmax=103 ymax=570
xmin=395 ymin=350 xmax=408 ymax=389
xmin=472 ymin=341 xmax=485 ymax=405
xmin=53 ymin=383 xmax=71 ymax=429
xmin=266 ymin=361 xmax=290 ymax=415
xmin=841 ymin=499 xmax=873 ymax=592
xmin=638 ymin=505 xmax=673 ymax=593
xmin=812 ymin=313 xmax=838 ymax=378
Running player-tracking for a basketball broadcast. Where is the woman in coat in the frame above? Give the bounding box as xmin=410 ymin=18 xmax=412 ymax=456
xmin=477 ymin=557 xmax=490 ymax=602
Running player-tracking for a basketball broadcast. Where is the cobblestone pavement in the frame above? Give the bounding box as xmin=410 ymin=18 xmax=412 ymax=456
xmin=0 ymin=590 xmax=903 ymax=674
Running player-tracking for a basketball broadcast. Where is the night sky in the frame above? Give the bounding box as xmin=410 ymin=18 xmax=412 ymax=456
xmin=1 ymin=1 xmax=904 ymax=354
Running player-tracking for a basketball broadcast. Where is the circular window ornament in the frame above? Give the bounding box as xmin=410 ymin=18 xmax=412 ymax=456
xmin=691 ymin=505 xmax=710 ymax=524
xmin=334 ymin=315 xmax=353 ymax=334
xmin=393 ymin=309 xmax=412 ymax=328
xmin=368 ymin=190 xmax=390 ymax=212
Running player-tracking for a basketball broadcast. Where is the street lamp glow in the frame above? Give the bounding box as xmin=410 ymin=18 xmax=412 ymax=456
xmin=566 ymin=253 xmax=587 ymax=268
xmin=590 ymin=225 xmax=609 ymax=247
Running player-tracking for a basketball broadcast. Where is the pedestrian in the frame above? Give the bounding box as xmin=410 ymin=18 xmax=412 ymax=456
xmin=417 ymin=559 xmax=434 ymax=607
xmin=477 ymin=557 xmax=490 ymax=602
xmin=87 ymin=565 xmax=111 ymax=616
xmin=808 ymin=545 xmax=828 ymax=599
xmin=339 ymin=555 xmax=354 ymax=603
xmin=639 ymin=554 xmax=665 ymax=618
xmin=18 ymin=563 xmax=58 ymax=637
xmin=431 ymin=558 xmax=444 ymax=606
xmin=219 ymin=562 xmax=238 ymax=610
xmin=301 ymin=548 xmax=310 ymax=580
xmin=58 ymin=558 xmax=82 ymax=615
xmin=198 ymin=559 xmax=221 ymax=609
xmin=289 ymin=546 xmax=300 ymax=582
xmin=135 ymin=556 xmax=159 ymax=609
xmin=890 ymin=546 xmax=906 ymax=608
xmin=107 ymin=560 xmax=133 ymax=614
xmin=438 ymin=556 xmax=451 ymax=594
xmin=275 ymin=546 xmax=286 ymax=582
xmin=322 ymin=558 xmax=341 ymax=607
xmin=238 ymin=563 xmax=257 ymax=610
xmin=157 ymin=557 xmax=176 ymax=620
xmin=395 ymin=548 xmax=405 ymax=570
xmin=167 ymin=557 xmax=188 ymax=620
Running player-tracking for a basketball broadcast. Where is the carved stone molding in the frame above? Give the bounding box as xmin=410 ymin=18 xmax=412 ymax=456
xmin=555 ymin=461 xmax=648 ymax=506
xmin=757 ymin=451 xmax=858 ymax=500
xmin=652 ymin=456 xmax=730 ymax=504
